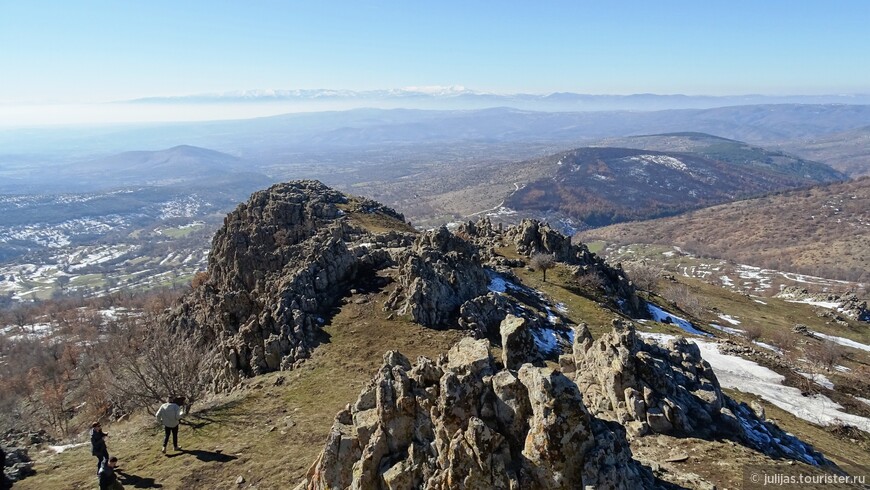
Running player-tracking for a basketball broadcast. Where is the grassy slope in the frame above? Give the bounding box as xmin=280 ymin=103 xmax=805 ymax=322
xmin=580 ymin=177 xmax=870 ymax=283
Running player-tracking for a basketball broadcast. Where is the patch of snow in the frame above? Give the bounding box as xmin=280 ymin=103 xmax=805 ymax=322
xmin=486 ymin=270 xmax=509 ymax=293
xmin=642 ymin=334 xmax=870 ymax=433
xmin=531 ymin=327 xmax=560 ymax=354
xmin=709 ymin=323 xmax=745 ymax=335
xmin=637 ymin=331 xmax=677 ymax=344
xmin=856 ymin=396 xmax=870 ymax=407
xmin=646 ymin=303 xmax=710 ymax=336
xmin=786 ymin=299 xmax=842 ymax=310
xmin=810 ymin=331 xmax=870 ymax=352
xmin=718 ymin=314 xmax=741 ymax=326
xmin=719 ymin=275 xmax=734 ymax=287
xmin=835 ymin=365 xmax=851 ymax=373
xmin=626 ymin=154 xmax=688 ymax=171
xmin=753 ymin=341 xmax=782 ymax=354
xmin=798 ymin=372 xmax=834 ymax=390
xmin=754 ymin=299 xmax=768 ymax=305
xmin=554 ymin=303 xmax=568 ymax=313
xmin=661 ymin=251 xmax=675 ymax=257
xmin=48 ymin=442 xmax=87 ymax=453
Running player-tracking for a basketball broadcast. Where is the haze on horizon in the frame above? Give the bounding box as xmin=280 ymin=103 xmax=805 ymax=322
xmin=1 ymin=0 xmax=869 ymax=126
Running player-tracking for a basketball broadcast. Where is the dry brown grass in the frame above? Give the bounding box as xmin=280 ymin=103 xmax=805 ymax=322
xmin=581 ymin=177 xmax=870 ymax=282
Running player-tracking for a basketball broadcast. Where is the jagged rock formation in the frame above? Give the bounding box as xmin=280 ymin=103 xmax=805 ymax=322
xmin=457 ymin=217 xmax=642 ymax=316
xmin=164 ymin=182 xmax=651 ymax=390
xmin=300 ymin=316 xmax=836 ymax=489
xmin=166 ymin=181 xmax=412 ymax=389
xmin=570 ymin=322 xmax=831 ymax=465
xmin=384 ymin=227 xmax=489 ymax=327
xmin=300 ymin=337 xmax=654 ymax=489
xmin=776 ymin=286 xmax=869 ymax=322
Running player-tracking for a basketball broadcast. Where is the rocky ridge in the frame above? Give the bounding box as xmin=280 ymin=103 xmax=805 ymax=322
xmin=167 ymin=182 xmax=639 ymax=389
xmin=167 ymin=181 xmax=413 ymax=389
xmin=299 ymin=316 xmax=833 ymax=489
xmin=299 ymin=335 xmax=654 ymax=489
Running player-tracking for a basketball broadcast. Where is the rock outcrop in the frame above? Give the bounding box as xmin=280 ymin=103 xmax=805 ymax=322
xmin=571 ymin=322 xmax=830 ymax=465
xmin=458 ymin=217 xmax=642 ymax=316
xmin=384 ymin=227 xmax=489 ymax=327
xmin=301 ymin=338 xmax=654 ymax=489
xmin=167 ymin=181 xmax=411 ymax=389
xmin=2 ymin=446 xmax=34 ymax=484
xmin=776 ymin=286 xmax=869 ymax=322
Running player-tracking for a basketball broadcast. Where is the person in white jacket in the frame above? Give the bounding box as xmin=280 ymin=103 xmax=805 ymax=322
xmin=155 ymin=397 xmax=185 ymax=454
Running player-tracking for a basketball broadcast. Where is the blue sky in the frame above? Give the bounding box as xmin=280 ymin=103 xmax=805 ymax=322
xmin=1 ymin=0 xmax=868 ymax=103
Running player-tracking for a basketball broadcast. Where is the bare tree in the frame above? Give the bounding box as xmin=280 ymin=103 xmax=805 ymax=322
xmin=804 ymin=340 xmax=846 ymax=372
xmin=661 ymin=283 xmax=705 ymax=317
xmin=530 ymin=253 xmax=556 ymax=282
xmin=105 ymin=317 xmax=211 ymax=414
xmin=625 ymin=262 xmax=661 ymax=298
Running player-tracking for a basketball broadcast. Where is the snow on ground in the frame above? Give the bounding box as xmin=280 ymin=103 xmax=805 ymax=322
xmin=67 ymin=245 xmax=130 ymax=271
xmin=753 ymin=299 xmax=768 ymax=305
xmin=811 ymin=331 xmax=870 ymax=353
xmin=835 ymin=365 xmax=852 ymax=373
xmin=856 ymin=397 xmax=870 ymax=407
xmin=753 ymin=341 xmax=783 ymax=354
xmin=717 ymin=314 xmax=741 ymax=326
xmin=641 ymin=333 xmax=870 ymax=433
xmin=3 ymin=323 xmax=53 ymax=341
xmin=626 ymin=154 xmax=688 ymax=171
xmin=48 ymin=442 xmax=87 ymax=453
xmin=709 ymin=323 xmax=745 ymax=335
xmin=485 ymin=269 xmax=575 ymax=355
xmin=486 ymin=270 xmax=509 ymax=293
xmin=719 ymin=275 xmax=734 ymax=287
xmin=786 ymin=299 xmax=842 ymax=310
xmin=646 ymin=303 xmax=710 ymax=336
xmin=530 ymin=326 xmax=574 ymax=355
xmin=798 ymin=372 xmax=835 ymax=390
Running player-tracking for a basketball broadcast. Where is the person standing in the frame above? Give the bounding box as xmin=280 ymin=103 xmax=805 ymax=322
xmin=98 ymin=456 xmax=123 ymax=490
xmin=90 ymin=422 xmax=109 ymax=472
xmin=155 ymin=396 xmax=184 ymax=453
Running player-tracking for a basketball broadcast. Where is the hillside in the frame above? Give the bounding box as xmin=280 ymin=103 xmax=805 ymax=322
xmin=580 ymin=177 xmax=870 ymax=283
xmin=505 ymin=141 xmax=843 ymax=228
xmin=779 ymin=126 xmax=870 ymax=177
xmin=5 ymin=181 xmax=870 ymax=489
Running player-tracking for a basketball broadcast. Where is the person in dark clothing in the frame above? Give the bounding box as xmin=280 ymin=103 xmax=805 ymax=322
xmin=90 ymin=421 xmax=110 ymax=472
xmin=98 ymin=456 xmax=123 ymax=490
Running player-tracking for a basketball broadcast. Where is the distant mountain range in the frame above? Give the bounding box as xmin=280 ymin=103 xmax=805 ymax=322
xmin=128 ymin=88 xmax=870 ymax=112
xmin=505 ymin=134 xmax=845 ymax=227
